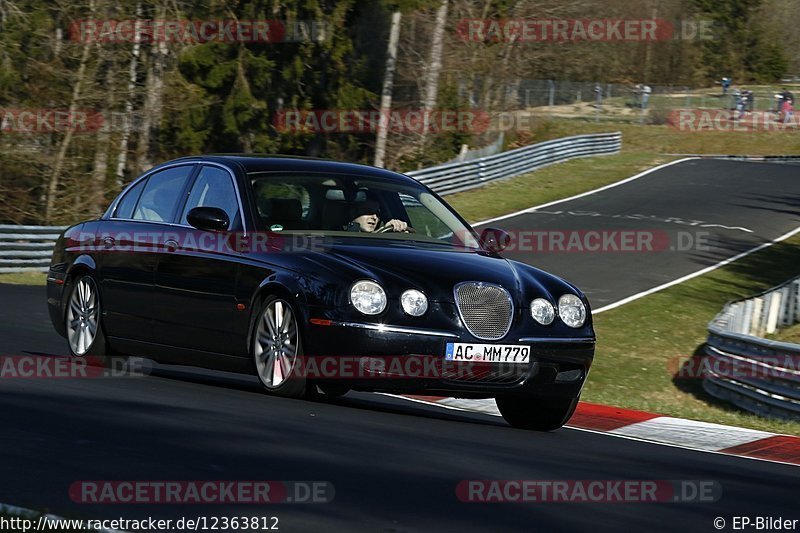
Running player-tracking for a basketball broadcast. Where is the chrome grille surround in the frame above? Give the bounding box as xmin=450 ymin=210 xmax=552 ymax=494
xmin=454 ymin=282 xmax=514 ymax=340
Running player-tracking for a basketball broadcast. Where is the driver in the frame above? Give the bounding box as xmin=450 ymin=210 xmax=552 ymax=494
xmin=345 ymin=200 xmax=408 ymax=233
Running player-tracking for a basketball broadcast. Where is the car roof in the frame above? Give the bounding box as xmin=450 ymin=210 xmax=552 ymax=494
xmin=168 ymin=154 xmax=421 ymax=186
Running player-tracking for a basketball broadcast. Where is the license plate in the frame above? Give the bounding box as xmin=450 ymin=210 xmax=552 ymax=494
xmin=445 ymin=343 xmax=530 ymax=364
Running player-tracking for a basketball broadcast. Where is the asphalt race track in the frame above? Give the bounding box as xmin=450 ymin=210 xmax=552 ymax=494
xmin=1 ymin=159 xmax=799 ymax=532
xmin=486 ymin=158 xmax=800 ymax=310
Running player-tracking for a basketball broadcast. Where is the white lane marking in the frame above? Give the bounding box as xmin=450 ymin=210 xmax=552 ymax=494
xmin=474 ymin=158 xmax=697 ymax=227
xmin=385 ymin=395 xmax=800 ymax=468
xmin=701 ymin=223 xmax=754 ymax=233
xmin=609 ymin=417 xmax=774 ymax=451
xmin=530 ymin=209 xmax=754 ymax=233
xmin=593 ymin=224 xmax=800 ymax=314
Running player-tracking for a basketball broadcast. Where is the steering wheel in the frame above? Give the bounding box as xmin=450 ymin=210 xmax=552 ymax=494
xmin=376 ymin=224 xmax=415 ymax=234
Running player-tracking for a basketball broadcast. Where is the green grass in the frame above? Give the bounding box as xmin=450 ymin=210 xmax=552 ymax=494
xmin=445 ymin=118 xmax=800 ymax=434
xmin=770 ymin=322 xmax=800 ymax=345
xmin=581 ymin=236 xmax=800 ymax=435
xmin=447 ymin=152 xmax=676 ymax=223
xmin=447 ymin=119 xmax=800 ymax=223
xmin=0 ymin=271 xmax=47 ymax=286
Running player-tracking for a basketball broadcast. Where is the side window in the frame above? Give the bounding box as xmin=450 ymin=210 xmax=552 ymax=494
xmin=113 ymin=179 xmax=146 ymax=219
xmin=253 ymin=182 xmax=311 ymax=220
xmin=399 ymin=192 xmax=451 ymax=238
xmin=132 ymin=165 xmax=194 ymax=223
xmin=181 ymin=166 xmax=240 ymax=226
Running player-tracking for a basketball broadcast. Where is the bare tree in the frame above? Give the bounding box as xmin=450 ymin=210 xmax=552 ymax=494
xmin=44 ymin=0 xmax=97 ymax=224
xmin=374 ymin=10 xmax=402 ymax=168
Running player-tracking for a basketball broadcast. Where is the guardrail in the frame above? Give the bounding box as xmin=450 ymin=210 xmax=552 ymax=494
xmin=406 ymin=132 xmax=622 ymax=196
xmin=704 ymin=276 xmax=800 ymax=420
xmin=0 ymin=133 xmax=622 ymax=273
xmin=0 ymin=225 xmax=67 ymax=273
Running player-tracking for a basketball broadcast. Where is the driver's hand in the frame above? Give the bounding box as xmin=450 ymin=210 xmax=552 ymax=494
xmin=379 ymin=219 xmax=409 ymax=232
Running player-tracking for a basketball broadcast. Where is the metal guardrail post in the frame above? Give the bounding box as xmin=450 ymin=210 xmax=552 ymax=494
xmin=703 ymin=275 xmax=800 ymax=421
xmin=1 ymin=133 xmax=622 ymax=274
xmin=0 ymin=225 xmax=67 ymax=274
xmin=407 ymin=132 xmax=622 ymax=196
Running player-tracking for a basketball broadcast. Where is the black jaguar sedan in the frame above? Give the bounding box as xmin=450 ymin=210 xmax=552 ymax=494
xmin=47 ymin=155 xmax=595 ymax=430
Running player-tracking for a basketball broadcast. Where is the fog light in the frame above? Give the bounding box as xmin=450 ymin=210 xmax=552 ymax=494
xmin=401 ymin=289 xmax=428 ymax=316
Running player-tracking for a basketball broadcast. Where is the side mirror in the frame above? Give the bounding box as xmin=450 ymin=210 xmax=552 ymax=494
xmin=187 ymin=207 xmax=230 ymax=232
xmin=480 ymin=227 xmax=511 ymax=253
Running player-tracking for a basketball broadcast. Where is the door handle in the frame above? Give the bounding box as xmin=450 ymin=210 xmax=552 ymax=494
xmin=102 ymin=237 xmax=115 ymax=249
xmin=164 ymin=239 xmax=179 ymax=252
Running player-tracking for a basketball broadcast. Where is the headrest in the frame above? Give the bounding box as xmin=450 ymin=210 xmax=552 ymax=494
xmin=269 ymin=198 xmax=302 ymax=222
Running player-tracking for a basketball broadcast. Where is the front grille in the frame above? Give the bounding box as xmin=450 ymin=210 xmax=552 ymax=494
xmin=454 ymin=282 xmax=513 ymax=340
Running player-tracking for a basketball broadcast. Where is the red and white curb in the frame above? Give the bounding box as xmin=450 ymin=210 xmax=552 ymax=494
xmin=398 ymin=396 xmax=800 ymax=467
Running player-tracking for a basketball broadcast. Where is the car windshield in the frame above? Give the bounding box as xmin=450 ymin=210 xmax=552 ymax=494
xmin=249 ymin=172 xmax=481 ymax=249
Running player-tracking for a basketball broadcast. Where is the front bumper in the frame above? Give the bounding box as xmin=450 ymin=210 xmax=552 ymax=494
xmin=302 ymin=320 xmax=595 ymax=398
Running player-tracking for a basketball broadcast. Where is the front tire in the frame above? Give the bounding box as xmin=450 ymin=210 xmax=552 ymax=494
xmin=252 ymin=295 xmax=306 ymax=398
xmin=496 ymin=395 xmax=578 ymax=431
xmin=65 ymin=274 xmax=108 ymax=360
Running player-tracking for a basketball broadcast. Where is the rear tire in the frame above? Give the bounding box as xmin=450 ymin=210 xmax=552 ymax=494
xmin=496 ymin=395 xmax=578 ymax=431
xmin=252 ymin=295 xmax=306 ymax=398
xmin=65 ymin=274 xmax=108 ymax=363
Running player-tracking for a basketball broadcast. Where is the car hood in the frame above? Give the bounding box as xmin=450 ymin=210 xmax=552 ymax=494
xmin=295 ymin=240 xmax=581 ymax=304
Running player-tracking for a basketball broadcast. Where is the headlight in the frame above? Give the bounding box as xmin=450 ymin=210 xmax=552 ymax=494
xmin=401 ymin=289 xmax=428 ymax=316
xmin=530 ymin=298 xmax=555 ymax=325
xmin=350 ymin=280 xmax=387 ymax=315
xmin=558 ymin=294 xmax=587 ymax=328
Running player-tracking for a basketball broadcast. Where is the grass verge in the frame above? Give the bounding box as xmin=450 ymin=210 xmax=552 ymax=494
xmin=582 ymin=236 xmax=800 ymax=435
xmin=446 ymin=151 xmax=677 ymax=224
xmin=446 ymin=119 xmax=800 ymax=434
xmin=0 ymin=271 xmax=47 ymax=286
xmin=770 ymin=322 xmax=800 ymax=345
xmin=448 ymin=118 xmax=800 ymax=224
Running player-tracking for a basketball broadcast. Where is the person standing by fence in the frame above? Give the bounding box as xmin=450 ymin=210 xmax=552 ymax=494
xmin=782 ymin=98 xmax=795 ymax=126
xmin=641 ymin=84 xmax=652 ymax=110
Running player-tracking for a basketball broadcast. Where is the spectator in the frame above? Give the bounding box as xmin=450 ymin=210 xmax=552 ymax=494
xmin=632 ymin=84 xmax=641 ymax=108
xmin=641 ymin=84 xmax=652 ymax=110
xmin=721 ymin=77 xmax=731 ymax=95
xmin=782 ymin=98 xmax=795 ymax=126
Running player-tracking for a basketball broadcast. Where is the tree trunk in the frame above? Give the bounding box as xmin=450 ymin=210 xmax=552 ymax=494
xmin=91 ymin=63 xmax=114 ymax=215
xmin=135 ymin=39 xmax=166 ymax=174
xmin=373 ymin=11 xmax=402 ymax=169
xmin=44 ymin=1 xmax=95 ymax=224
xmin=420 ymin=0 xmax=448 ymax=146
xmin=114 ymin=1 xmax=142 ymax=186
